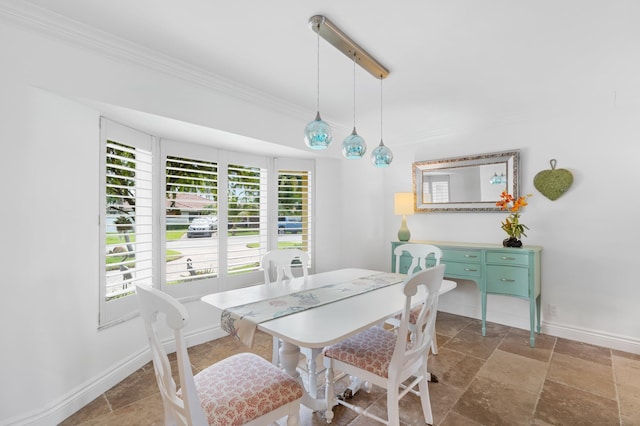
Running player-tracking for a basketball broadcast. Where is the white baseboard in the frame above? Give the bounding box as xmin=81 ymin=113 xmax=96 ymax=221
xmin=439 ymin=304 xmax=640 ymax=355
xmin=3 ymin=325 xmax=223 ymax=426
xmin=542 ymin=321 xmax=640 ymax=355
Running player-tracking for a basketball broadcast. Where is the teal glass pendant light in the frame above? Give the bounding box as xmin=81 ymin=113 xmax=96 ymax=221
xmin=342 ymin=53 xmax=366 ymax=159
xmin=371 ymin=140 xmax=392 ymax=167
xmin=304 ymin=112 xmax=332 ymax=150
xmin=307 ymin=15 xmax=391 ymax=157
xmin=342 ymin=128 xmax=366 ymax=159
xmin=304 ymin=22 xmax=332 ymax=150
xmin=371 ymin=76 xmax=393 ymax=167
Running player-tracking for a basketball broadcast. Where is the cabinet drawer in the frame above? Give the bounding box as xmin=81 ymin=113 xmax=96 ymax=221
xmin=486 ymin=266 xmax=529 ymax=297
xmin=442 ymin=249 xmax=482 ymax=263
xmin=444 ymin=261 xmax=482 ymax=279
xmin=486 ymin=252 xmax=529 ymax=266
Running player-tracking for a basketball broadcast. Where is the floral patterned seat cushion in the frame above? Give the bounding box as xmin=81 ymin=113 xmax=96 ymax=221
xmin=179 ymin=352 xmax=303 ymax=425
xmin=323 ymin=326 xmax=398 ymax=378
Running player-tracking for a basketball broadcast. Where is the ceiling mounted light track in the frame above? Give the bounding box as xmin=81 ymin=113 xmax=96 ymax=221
xmin=308 ymin=15 xmax=389 ymax=79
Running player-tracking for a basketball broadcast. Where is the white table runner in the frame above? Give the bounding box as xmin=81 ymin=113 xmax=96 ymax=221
xmin=220 ymin=272 xmax=405 ymax=346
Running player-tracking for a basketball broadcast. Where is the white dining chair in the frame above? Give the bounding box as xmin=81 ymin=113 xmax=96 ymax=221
xmin=323 ymin=264 xmax=445 ymax=426
xmin=394 ymin=243 xmax=443 ymax=276
xmin=262 ymin=248 xmax=309 ymax=284
xmin=135 ymin=284 xmax=303 ymax=426
xmin=261 ymin=249 xmax=323 ymax=397
xmin=388 ymin=243 xmax=447 ymax=355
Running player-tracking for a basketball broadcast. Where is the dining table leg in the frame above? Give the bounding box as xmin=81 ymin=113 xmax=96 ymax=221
xmin=279 ymin=340 xmax=327 ymax=413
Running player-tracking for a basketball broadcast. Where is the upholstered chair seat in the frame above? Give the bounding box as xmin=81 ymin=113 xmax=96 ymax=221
xmin=180 ymin=352 xmax=303 ymax=425
xmin=323 ymin=326 xmax=397 ymax=378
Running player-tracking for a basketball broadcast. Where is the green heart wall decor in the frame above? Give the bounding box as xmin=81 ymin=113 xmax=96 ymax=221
xmin=534 ymin=159 xmax=573 ymax=201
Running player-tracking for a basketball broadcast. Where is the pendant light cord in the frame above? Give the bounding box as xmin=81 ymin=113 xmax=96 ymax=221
xmin=316 ymin=24 xmax=320 ymax=112
xmin=380 ymin=75 xmax=383 ymax=141
xmin=352 ymin=52 xmax=357 ymax=128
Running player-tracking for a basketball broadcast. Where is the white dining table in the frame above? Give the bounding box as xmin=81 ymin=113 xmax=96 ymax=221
xmin=201 ymin=268 xmax=457 ymax=412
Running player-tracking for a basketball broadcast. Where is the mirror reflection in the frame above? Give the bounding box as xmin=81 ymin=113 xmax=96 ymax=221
xmin=413 ymin=150 xmax=520 ymax=212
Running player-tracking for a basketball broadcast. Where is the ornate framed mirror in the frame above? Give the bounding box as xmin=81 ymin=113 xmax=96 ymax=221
xmin=413 ymin=150 xmax=520 ymax=212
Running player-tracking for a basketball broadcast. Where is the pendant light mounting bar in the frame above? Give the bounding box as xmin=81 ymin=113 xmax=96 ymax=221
xmin=309 ymin=15 xmax=390 ymax=79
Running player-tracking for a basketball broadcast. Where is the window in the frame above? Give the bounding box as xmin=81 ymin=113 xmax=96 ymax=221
xmin=100 ymin=119 xmax=314 ymax=326
xmin=277 ymin=168 xmax=312 ymax=266
xmin=100 ymin=119 xmax=155 ymax=326
xmin=165 ymin=155 xmax=218 ymax=284
xmin=227 ymin=162 xmax=267 ymax=276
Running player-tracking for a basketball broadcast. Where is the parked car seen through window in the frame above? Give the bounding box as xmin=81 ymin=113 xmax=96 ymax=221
xmin=187 ymin=217 xmax=215 ymax=238
xmin=278 ymin=216 xmax=302 ymax=234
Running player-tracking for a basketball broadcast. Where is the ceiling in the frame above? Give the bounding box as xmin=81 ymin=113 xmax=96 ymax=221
xmin=15 ymin=0 xmax=640 ymax=155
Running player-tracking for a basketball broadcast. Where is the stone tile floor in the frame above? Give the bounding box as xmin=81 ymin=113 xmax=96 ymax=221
xmin=60 ymin=312 xmax=640 ymax=425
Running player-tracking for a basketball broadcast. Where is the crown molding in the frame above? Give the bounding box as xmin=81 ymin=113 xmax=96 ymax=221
xmin=0 ymin=0 xmax=315 ymax=124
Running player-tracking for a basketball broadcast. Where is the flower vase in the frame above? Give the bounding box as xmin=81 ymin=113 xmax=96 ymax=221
xmin=502 ymin=237 xmax=522 ymax=248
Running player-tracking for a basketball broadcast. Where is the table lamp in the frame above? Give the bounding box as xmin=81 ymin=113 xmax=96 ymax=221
xmin=394 ymin=192 xmax=414 ymax=242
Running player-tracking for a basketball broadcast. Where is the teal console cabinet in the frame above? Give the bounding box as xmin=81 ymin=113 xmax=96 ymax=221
xmin=391 ymin=240 xmax=542 ymax=347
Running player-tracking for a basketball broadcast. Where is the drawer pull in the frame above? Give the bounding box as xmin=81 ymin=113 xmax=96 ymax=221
xmin=464 ymin=254 xmax=478 ymax=258
xmin=501 ymin=256 xmax=516 ymax=261
xmin=500 ymin=278 xmax=516 ymax=282
xmin=464 ymin=268 xmax=478 ymax=272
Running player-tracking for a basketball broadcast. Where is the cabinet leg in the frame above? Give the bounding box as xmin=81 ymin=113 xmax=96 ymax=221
xmin=529 ymin=295 xmax=536 ymax=347
xmin=536 ymin=294 xmax=542 ymax=334
xmin=481 ymin=292 xmax=487 ymax=336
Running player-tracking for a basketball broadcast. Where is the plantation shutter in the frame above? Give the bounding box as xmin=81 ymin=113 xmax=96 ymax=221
xmin=100 ymin=118 xmax=154 ymax=326
xmin=277 ymin=169 xmax=312 ymax=266
xmin=165 ymin=155 xmax=218 ymax=280
xmin=160 ymin=140 xmax=220 ymax=299
xmin=226 ymin=162 xmax=268 ymax=278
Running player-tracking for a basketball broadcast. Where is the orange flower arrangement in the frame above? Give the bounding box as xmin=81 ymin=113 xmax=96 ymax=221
xmin=496 ymin=191 xmax=532 ymax=241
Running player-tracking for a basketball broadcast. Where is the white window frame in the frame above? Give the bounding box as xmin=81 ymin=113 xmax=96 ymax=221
xmin=99 ymin=118 xmax=158 ymax=328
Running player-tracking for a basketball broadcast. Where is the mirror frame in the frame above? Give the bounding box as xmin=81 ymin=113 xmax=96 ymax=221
xmin=413 ymin=150 xmax=520 ymax=212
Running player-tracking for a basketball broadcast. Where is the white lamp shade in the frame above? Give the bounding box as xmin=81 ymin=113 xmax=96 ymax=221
xmin=394 ymin=192 xmax=414 ymax=216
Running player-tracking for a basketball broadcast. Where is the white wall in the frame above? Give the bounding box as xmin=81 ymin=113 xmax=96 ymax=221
xmin=2 ymin=8 xmax=640 ymax=426
xmin=0 ymin=18 xmax=344 ymax=425
xmin=344 ymin=102 xmax=640 ymax=353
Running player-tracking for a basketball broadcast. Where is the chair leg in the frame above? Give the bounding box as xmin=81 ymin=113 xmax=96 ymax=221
xmin=430 ymin=332 xmax=439 ymax=355
xmin=418 ymin=370 xmax=434 ymax=425
xmin=286 ymin=403 xmax=300 ymax=426
xmin=428 ymin=324 xmax=439 ymax=381
xmin=386 ymin=386 xmax=401 ymax=426
xmin=272 ymin=336 xmax=281 ymax=366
